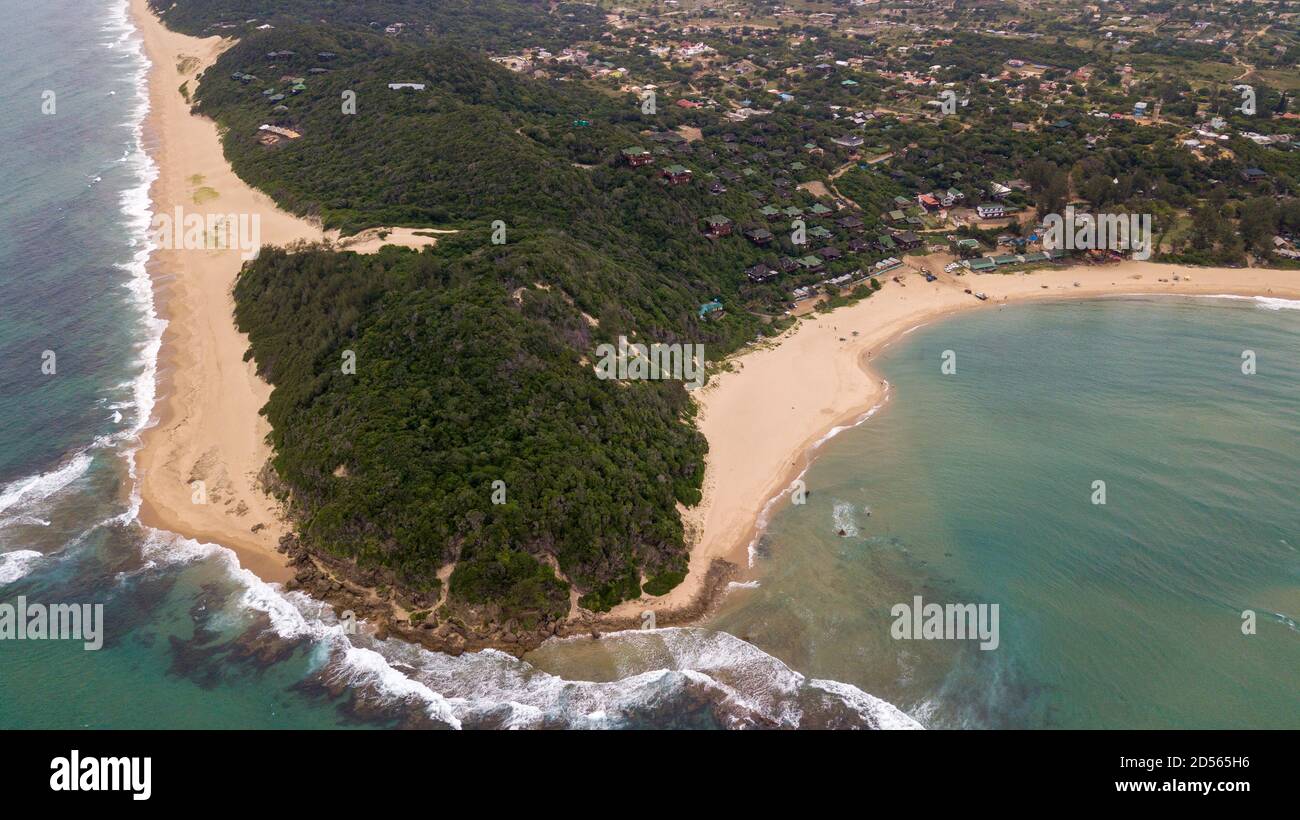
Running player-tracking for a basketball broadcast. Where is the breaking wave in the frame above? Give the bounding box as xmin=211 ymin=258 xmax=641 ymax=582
xmin=136 ymin=527 xmax=920 ymax=729
xmin=0 ymin=551 xmax=45 ymax=585
xmin=1195 ymin=294 xmax=1300 ymax=311
xmin=832 ymin=500 xmax=860 ymax=538
xmin=0 ymin=454 xmax=94 ymax=516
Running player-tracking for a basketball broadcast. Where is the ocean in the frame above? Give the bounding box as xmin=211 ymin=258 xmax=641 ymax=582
xmin=2 ymin=1 xmax=1295 ymax=731
xmin=0 ymin=0 xmax=911 ymax=730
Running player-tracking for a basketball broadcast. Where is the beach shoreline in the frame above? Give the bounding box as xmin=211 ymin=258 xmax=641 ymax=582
xmin=129 ymin=0 xmax=325 ymax=583
xmin=126 ymin=0 xmax=1300 ymax=638
xmin=608 ymin=260 xmax=1300 ymax=623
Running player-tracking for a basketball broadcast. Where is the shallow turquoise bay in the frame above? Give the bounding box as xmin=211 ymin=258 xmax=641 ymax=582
xmin=708 ymin=296 xmax=1300 ymax=728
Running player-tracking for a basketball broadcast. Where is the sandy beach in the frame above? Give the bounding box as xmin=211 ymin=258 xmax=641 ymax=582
xmin=130 ymin=0 xmax=325 ymax=582
xmin=608 ymin=259 xmax=1300 ymax=620
xmin=128 ymin=0 xmax=1300 ymax=622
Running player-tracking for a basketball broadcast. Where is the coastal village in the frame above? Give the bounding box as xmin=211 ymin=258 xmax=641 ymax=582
xmin=222 ymin=0 xmax=1297 ymax=318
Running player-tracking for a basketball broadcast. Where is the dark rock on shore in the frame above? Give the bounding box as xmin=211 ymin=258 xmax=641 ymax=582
xmin=276 ymin=533 xmax=738 ymax=658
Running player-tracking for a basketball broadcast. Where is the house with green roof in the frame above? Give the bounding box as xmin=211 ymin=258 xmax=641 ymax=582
xmin=662 ymin=164 xmax=692 ymax=184
xmin=703 ymin=215 xmax=733 ymax=237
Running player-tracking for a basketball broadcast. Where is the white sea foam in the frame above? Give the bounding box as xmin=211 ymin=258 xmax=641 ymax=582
xmin=114 ymin=5 xmax=164 ymax=451
xmin=1192 ymin=294 xmax=1300 ymax=311
xmin=811 ymin=397 xmax=887 ymax=451
xmin=0 ymin=454 xmax=93 ymax=516
xmin=330 ymin=646 xmax=464 ymax=728
xmin=746 ymin=464 xmax=809 ymax=567
xmin=1269 ymin=611 xmax=1300 ymax=634
xmin=0 ymin=551 xmax=44 ymax=585
xmin=131 ymin=527 xmax=466 ymax=725
xmin=130 ymin=522 xmax=921 ymax=729
xmin=0 ymin=516 xmax=52 ymax=529
xmin=519 ymin=627 xmax=923 ymax=728
xmin=102 ymin=0 xmax=164 ymax=524
xmin=832 ymin=500 xmax=859 ymax=538
xmin=808 ymin=678 xmax=922 ymax=729
xmin=908 ymin=697 xmax=940 ymax=727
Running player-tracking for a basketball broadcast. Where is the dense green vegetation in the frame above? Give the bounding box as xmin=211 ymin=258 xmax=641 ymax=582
xmin=205 ymin=41 xmax=601 ymax=232
xmin=149 ymin=0 xmax=603 ymax=51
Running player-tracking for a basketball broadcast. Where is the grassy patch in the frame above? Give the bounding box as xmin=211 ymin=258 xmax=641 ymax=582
xmin=642 ymin=570 xmax=686 ymax=597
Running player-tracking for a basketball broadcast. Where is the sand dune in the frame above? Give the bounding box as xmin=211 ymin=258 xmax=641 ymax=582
xmin=333 ymin=226 xmax=457 ymax=254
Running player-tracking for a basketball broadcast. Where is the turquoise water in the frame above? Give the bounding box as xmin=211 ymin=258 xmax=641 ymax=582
xmin=708 ymin=296 xmax=1300 ymax=728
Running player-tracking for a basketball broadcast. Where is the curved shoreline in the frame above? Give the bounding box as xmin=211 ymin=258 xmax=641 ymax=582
xmin=608 ymin=265 xmax=1300 ymax=625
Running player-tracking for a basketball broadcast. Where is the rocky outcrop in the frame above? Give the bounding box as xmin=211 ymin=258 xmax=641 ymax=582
xmin=278 ymin=534 xmax=738 ymax=657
